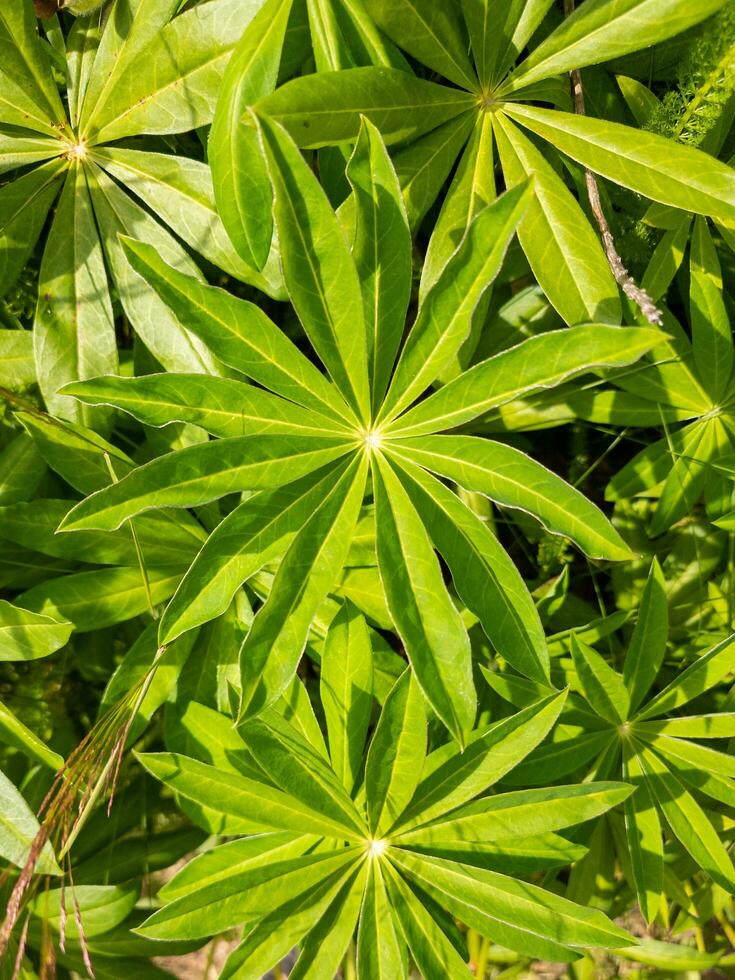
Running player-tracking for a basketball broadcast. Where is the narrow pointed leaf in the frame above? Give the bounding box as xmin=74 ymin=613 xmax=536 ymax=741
xmin=392 ymin=850 xmax=633 ymax=958
xmin=571 ymin=635 xmax=629 ymax=724
xmin=398 ymin=782 xmax=632 ymax=846
xmin=373 ymin=453 xmax=476 ymax=746
xmin=493 ymin=112 xmax=621 ymax=325
xmin=637 ymin=633 xmax=735 ymax=720
xmin=394 ymin=325 xmax=664 ymax=436
xmin=59 ymin=435 xmax=352 ymax=533
xmin=396 ymin=691 xmax=567 ymax=832
xmin=623 ymin=558 xmax=668 ymax=713
xmin=506 ymin=0 xmax=728 ymax=92
xmin=344 ymin=116 xmax=412 ymax=409
xmin=321 ymin=601 xmax=374 ymax=792
xmin=237 ymin=455 xmax=367 ymax=721
xmin=380 ymin=182 xmax=532 ymax=424
xmin=365 ymin=670 xmax=427 ymax=836
xmin=256 ymin=67 xmax=475 ymax=147
xmin=639 ymin=746 xmax=735 ymax=892
xmin=257 ymin=112 xmax=371 ymax=424
xmin=160 ymin=463 xmax=345 ymax=645
xmin=394 ymin=456 xmax=549 ymax=683
xmin=0 ymin=599 xmax=72 ymax=662
xmin=209 ymin=0 xmax=293 ymax=270
xmin=623 ymin=748 xmax=663 ymax=925
xmin=357 ymin=862 xmax=406 ymax=980
xmin=137 ymin=752 xmax=364 ymax=841
xmin=62 ymin=374 xmax=345 ymax=440
xmin=120 ymin=236 xmax=352 ymax=422
xmin=503 ymin=104 xmax=735 ymax=219
xmin=390 ymin=435 xmax=633 ymax=561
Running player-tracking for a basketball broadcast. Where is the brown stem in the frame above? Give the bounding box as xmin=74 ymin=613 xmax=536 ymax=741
xmin=563 ymin=0 xmax=664 ymax=327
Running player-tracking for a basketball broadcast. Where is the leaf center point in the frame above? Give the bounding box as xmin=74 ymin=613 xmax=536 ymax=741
xmin=367 ymin=838 xmax=388 ymax=858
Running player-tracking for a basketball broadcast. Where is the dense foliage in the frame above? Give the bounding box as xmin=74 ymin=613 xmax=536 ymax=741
xmin=1 ymin=0 xmax=735 ymax=977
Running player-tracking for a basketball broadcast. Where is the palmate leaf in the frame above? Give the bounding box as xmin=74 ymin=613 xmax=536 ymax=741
xmin=139 ymin=684 xmax=633 ymax=972
xmin=58 ymin=115 xmax=658 ymax=739
xmin=513 ymin=584 xmax=735 ymax=900
xmin=256 ymin=0 xmax=733 ymax=327
xmin=0 ymin=0 xmax=287 ymax=410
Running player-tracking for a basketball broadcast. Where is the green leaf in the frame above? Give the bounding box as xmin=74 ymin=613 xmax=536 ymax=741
xmin=91 ymin=0 xmax=261 ymax=143
xmin=0 ymin=497 xmax=199 ymax=569
xmin=623 ymin=558 xmax=668 ymax=713
xmin=493 ymin=112 xmax=621 ymax=325
xmin=420 ymin=114 xmax=496 ymax=304
xmin=393 ymin=325 xmax=663 ymax=437
xmin=87 ymin=165 xmax=221 ymax=376
xmin=396 ymin=691 xmax=567 ymax=832
xmin=636 ymin=633 xmax=735 ymax=720
xmin=237 ymin=454 xmax=367 ymax=721
xmin=62 ymin=373 xmax=343 ymax=440
xmin=393 ymin=456 xmax=549 ymax=683
xmin=365 ymin=670 xmax=427 ymax=836
xmin=373 ymin=453 xmax=476 ymax=746
xmin=0 ymin=0 xmax=67 ymax=132
xmin=17 ymin=566 xmax=183 ymax=632
xmin=382 ymin=864 xmax=472 ymax=980
xmin=394 ymin=111 xmax=476 ymax=231
xmin=343 ymin=116 xmax=412 ymax=410
xmin=503 ymin=104 xmax=735 ymax=220
xmin=390 ymin=435 xmax=633 ymax=562
xmin=141 ymin=849 xmax=359 ymax=941
xmin=137 ymin=751 xmax=364 ymax=841
xmin=78 ymin=0 xmax=179 ymax=135
xmin=307 ymin=0 xmax=410 ymax=72
xmin=362 ymin=0 xmax=476 ymax=89
xmin=290 ymin=864 xmax=368 ymax=980
xmin=615 ymin=940 xmax=723 ymax=973
xmin=0 ymin=129 xmax=62 ymax=174
xmin=463 ymin=0 xmax=555 ymax=85
xmin=392 ymin=850 xmax=633 ymax=959
xmin=58 ymin=435 xmax=352 ymax=533
xmin=0 ymin=765 xmax=60 ymax=875
xmin=397 ymin=782 xmax=632 ymax=846
xmin=0 ymin=159 xmax=65 ymax=300
xmin=636 ymin=713 xmax=735 ymax=739
xmin=159 ymin=463 xmax=344 ymax=645
xmin=256 ymin=67 xmax=475 ymax=147
xmin=622 ymin=748 xmax=663 ymax=924
xmin=505 ymin=0 xmax=729 ymax=93
xmin=0 ymin=701 xmax=63 ymax=769
xmin=357 ymin=862 xmax=406 ymax=978
xmin=638 ymin=745 xmax=735 ymax=892
xmin=34 ymin=165 xmax=118 ymax=429
xmin=0 ymin=325 xmax=35 ymax=388
xmin=220 ymin=861 xmax=361 ymax=980
xmin=0 ymin=598 xmax=72 ymax=662
xmin=120 ymin=235 xmax=352 ymax=423
xmin=690 ymin=215 xmax=733 ymax=401
xmin=571 ymin=634 xmax=629 ymax=724
xmin=257 ymin=111 xmax=371 ymax=423
xmin=209 ymin=0 xmax=293 ymax=270
xmin=32 ymin=885 xmax=138 ymax=938
xmin=93 ymin=147 xmax=281 ymax=296
xmin=321 ymin=601 xmax=373 ymax=793
xmin=379 ymin=182 xmax=532 ymax=424
xmin=159 ymin=833 xmax=311 ymax=903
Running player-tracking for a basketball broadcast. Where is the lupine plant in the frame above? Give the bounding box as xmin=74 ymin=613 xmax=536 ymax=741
xmin=2 ymin=1 xmax=735 ymax=979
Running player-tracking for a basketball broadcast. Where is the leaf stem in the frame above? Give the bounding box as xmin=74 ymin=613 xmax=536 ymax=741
xmin=562 ymin=0 xmax=664 ymax=327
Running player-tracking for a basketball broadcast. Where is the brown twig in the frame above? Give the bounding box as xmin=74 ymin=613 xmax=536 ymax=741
xmin=563 ymin=0 xmax=664 ymax=327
